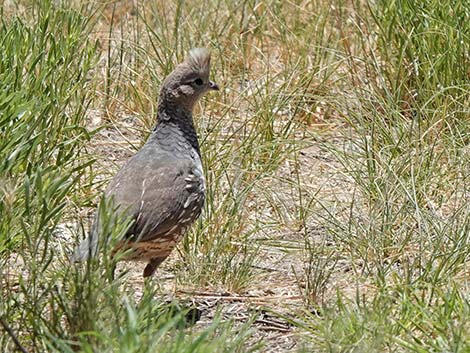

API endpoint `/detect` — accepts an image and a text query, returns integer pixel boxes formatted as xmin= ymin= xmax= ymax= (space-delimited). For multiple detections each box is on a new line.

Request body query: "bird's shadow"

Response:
xmin=138 ymin=279 xmax=203 ymax=328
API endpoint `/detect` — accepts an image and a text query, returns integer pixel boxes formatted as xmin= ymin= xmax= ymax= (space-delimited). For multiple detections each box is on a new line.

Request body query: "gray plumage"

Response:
xmin=71 ymin=48 xmax=219 ymax=277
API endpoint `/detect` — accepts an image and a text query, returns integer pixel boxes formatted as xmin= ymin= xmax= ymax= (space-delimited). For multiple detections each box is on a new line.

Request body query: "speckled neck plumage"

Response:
xmin=152 ymin=102 xmax=201 ymax=157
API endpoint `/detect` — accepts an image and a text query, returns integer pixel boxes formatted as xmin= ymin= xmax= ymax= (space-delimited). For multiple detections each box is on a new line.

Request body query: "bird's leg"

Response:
xmin=108 ymin=262 xmax=117 ymax=281
xmin=143 ymin=257 xmax=165 ymax=278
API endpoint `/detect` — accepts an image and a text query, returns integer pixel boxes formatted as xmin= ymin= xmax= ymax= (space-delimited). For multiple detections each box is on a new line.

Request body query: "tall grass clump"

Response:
xmin=0 ymin=2 xmax=99 ymax=351
xmin=371 ymin=0 xmax=469 ymax=126
xmin=294 ymin=1 xmax=470 ymax=351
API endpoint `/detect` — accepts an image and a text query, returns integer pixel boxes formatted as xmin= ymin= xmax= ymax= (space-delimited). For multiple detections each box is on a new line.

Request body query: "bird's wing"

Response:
xmin=71 ymin=148 xmax=204 ymax=262
xmin=105 ymin=149 xmax=203 ymax=242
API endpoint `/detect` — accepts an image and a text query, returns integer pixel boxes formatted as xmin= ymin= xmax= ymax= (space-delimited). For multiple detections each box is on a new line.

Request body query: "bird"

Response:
xmin=71 ymin=48 xmax=219 ymax=278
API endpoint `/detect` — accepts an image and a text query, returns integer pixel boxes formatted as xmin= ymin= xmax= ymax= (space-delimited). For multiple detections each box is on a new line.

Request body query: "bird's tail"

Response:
xmin=70 ymin=196 xmax=129 ymax=263
xmin=70 ymin=234 xmax=98 ymax=262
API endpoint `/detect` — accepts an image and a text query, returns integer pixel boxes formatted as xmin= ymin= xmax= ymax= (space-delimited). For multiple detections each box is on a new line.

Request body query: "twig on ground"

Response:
xmin=177 ymin=289 xmax=303 ymax=302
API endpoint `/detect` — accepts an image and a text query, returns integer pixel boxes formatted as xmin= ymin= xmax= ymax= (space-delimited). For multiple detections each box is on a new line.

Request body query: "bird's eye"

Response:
xmin=194 ymin=78 xmax=203 ymax=86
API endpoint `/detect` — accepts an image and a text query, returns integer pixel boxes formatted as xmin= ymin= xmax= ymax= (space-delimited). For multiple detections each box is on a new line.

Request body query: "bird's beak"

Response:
xmin=209 ymin=80 xmax=219 ymax=91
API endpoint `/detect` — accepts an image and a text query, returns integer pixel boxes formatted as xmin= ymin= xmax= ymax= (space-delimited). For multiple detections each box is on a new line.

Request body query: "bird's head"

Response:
xmin=160 ymin=48 xmax=219 ymax=111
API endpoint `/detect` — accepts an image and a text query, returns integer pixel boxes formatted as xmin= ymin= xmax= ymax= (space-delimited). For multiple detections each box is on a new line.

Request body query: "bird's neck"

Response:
xmin=152 ymin=102 xmax=201 ymax=156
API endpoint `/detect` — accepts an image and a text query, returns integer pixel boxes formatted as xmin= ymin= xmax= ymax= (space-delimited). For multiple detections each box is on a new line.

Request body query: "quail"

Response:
xmin=72 ymin=48 xmax=219 ymax=277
